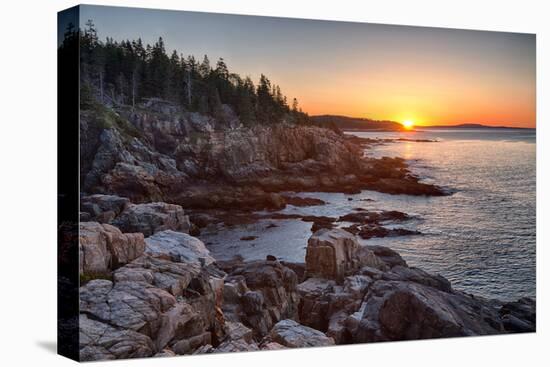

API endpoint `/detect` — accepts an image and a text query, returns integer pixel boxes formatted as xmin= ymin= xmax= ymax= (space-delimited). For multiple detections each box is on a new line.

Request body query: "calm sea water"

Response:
xmin=200 ymin=128 xmax=536 ymax=301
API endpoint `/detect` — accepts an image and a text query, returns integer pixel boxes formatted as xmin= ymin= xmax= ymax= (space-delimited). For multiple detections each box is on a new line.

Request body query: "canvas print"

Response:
xmin=57 ymin=5 xmax=536 ymax=362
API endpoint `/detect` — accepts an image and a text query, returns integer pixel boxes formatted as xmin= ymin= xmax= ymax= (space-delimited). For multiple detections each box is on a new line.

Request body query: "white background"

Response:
xmin=0 ymin=0 xmax=548 ymax=365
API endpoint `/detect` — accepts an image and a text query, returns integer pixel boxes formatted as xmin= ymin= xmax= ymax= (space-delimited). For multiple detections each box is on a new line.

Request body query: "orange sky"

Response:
xmin=263 ymin=29 xmax=536 ymax=128
xmin=286 ymin=57 xmax=536 ymax=127
xmin=87 ymin=7 xmax=536 ymax=128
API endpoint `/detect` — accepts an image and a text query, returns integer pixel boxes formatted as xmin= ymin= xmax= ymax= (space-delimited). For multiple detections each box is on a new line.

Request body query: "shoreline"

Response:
xmin=77 ymin=218 xmax=536 ymax=360
xmin=76 ymin=101 xmax=535 ymax=360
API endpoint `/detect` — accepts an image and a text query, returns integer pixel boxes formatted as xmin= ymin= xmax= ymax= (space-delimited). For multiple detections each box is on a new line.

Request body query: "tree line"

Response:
xmin=65 ymin=20 xmax=309 ymax=126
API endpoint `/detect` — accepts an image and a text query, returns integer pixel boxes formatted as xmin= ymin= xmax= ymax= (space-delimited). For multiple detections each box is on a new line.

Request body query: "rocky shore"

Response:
xmin=80 ymin=100 xmax=446 ymax=215
xmin=78 ymin=207 xmax=535 ymax=360
xmin=77 ymin=100 xmax=535 ymax=361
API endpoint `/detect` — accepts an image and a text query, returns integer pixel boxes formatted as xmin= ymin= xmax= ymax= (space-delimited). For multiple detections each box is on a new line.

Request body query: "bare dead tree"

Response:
xmin=99 ymin=70 xmax=104 ymax=103
xmin=186 ymin=69 xmax=192 ymax=107
xmin=132 ymin=68 xmax=137 ymax=109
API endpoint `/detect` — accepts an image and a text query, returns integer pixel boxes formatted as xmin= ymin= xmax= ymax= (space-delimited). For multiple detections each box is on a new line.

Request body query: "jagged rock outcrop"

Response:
xmin=80 ymin=108 xmax=187 ymax=203
xmin=79 ymin=230 xmax=226 ymax=360
xmin=296 ymin=229 xmax=535 ymax=345
xmin=77 ymin=219 xmax=309 ymax=360
xmin=78 ymin=222 xmax=535 ymax=361
xmin=80 ymin=248 xmax=297 ymax=360
xmin=113 ymin=202 xmax=191 ymax=236
xmin=173 ymin=124 xmax=362 ymax=182
xmin=80 ymin=102 xmax=446 ymax=211
xmin=76 ymin=97 xmax=535 ymax=362
xmin=79 ymin=222 xmax=145 ymax=275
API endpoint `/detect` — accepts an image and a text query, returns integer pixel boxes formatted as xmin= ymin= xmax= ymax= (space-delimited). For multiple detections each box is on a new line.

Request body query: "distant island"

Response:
xmin=419 ymin=123 xmax=532 ymax=129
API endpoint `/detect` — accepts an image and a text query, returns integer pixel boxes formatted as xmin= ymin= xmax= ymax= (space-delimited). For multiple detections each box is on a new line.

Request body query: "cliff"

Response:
xmin=80 ymin=99 xmax=445 ymax=212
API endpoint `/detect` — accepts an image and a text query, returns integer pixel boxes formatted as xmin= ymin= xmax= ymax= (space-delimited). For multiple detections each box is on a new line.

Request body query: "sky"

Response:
xmin=76 ymin=5 xmax=536 ymax=127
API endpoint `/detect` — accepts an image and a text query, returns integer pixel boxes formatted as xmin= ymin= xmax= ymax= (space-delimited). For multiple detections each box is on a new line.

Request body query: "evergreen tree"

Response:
xmin=74 ymin=22 xmax=310 ymax=126
xmin=292 ymin=98 xmax=299 ymax=112
xmin=199 ymin=55 xmax=211 ymax=78
xmin=256 ymin=74 xmax=273 ymax=123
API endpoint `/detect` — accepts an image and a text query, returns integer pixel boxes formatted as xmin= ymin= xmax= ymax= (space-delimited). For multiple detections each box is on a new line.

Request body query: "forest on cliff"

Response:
xmin=59 ymin=20 xmax=310 ymax=126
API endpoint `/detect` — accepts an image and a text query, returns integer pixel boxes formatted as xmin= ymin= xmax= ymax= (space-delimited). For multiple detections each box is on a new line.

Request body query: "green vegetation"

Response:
xmin=88 ymin=103 xmax=141 ymax=140
xmin=79 ymin=272 xmax=113 ymax=285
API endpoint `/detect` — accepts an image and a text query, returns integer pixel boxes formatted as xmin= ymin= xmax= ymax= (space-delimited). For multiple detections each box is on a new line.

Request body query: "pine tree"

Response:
xmin=292 ymin=98 xmax=299 ymax=112
xmin=256 ymin=74 xmax=273 ymax=123
xmin=74 ymin=22 xmax=310 ymax=126
xmin=199 ymin=55 xmax=211 ymax=78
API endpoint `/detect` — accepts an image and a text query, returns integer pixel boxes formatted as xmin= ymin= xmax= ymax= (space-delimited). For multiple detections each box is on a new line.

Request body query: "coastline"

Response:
xmin=78 ymin=219 xmax=535 ymax=360
xmin=77 ymin=109 xmax=535 ymax=359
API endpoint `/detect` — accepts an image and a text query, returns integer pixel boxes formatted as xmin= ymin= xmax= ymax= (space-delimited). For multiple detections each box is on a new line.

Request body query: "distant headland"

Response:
xmin=311 ymin=115 xmax=533 ymax=131
xmin=419 ymin=123 xmax=534 ymax=130
xmin=310 ymin=115 xmax=405 ymax=131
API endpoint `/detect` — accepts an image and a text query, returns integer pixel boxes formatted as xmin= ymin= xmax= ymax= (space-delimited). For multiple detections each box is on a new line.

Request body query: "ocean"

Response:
xmin=200 ymin=128 xmax=536 ymax=302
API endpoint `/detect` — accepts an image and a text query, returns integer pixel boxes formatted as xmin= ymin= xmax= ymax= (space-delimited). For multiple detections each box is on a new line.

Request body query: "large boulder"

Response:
xmin=348 ymin=280 xmax=506 ymax=342
xmin=113 ymin=202 xmax=191 ymax=237
xmin=305 ymin=229 xmax=361 ymax=281
xmin=79 ymin=222 xmax=145 ymax=275
xmin=144 ymin=230 xmax=215 ymax=266
xmin=267 ymin=319 xmax=335 ymax=348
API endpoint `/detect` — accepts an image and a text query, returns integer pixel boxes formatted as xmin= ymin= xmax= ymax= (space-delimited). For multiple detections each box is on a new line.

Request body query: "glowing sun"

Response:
xmin=402 ymin=120 xmax=414 ymax=129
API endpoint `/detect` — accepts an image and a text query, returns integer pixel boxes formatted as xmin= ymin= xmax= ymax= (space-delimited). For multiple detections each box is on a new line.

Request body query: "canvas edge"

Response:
xmin=57 ymin=4 xmax=81 ymax=362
